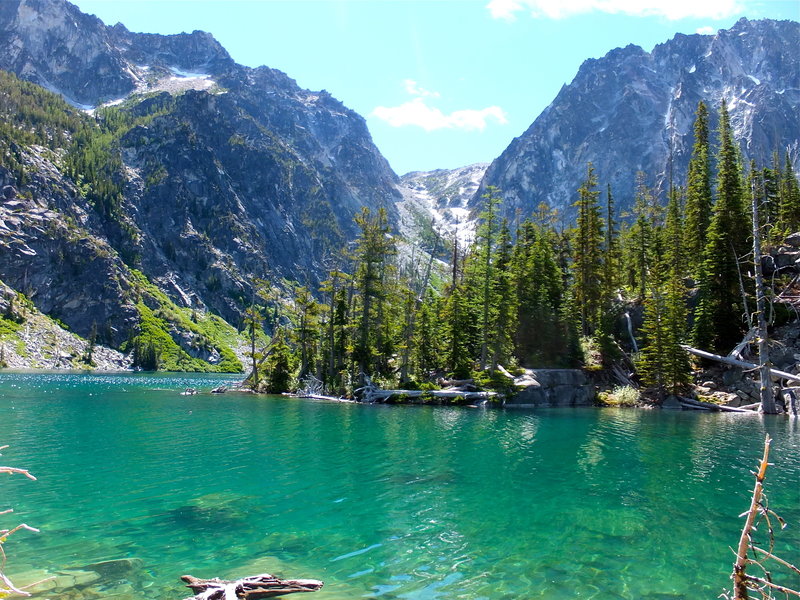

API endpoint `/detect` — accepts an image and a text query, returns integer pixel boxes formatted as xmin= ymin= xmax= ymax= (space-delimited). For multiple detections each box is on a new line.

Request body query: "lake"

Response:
xmin=0 ymin=372 xmax=798 ymax=599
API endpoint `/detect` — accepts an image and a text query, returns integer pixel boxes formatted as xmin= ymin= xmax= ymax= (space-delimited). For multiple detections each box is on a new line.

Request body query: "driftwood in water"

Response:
xmin=181 ymin=574 xmax=323 ymax=600
xmin=726 ymin=435 xmax=800 ymax=599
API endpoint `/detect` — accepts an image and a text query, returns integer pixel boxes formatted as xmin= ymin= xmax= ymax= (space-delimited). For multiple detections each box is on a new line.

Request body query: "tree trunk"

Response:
xmin=752 ymin=180 xmax=777 ymax=413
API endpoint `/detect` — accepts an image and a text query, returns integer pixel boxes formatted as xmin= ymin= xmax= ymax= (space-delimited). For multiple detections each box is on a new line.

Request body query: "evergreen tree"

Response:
xmin=778 ymin=153 xmax=800 ymax=235
xmin=352 ymin=207 xmax=395 ymax=382
xmin=292 ymin=285 xmax=320 ymax=380
xmin=488 ymin=219 xmax=515 ymax=372
xmin=602 ymin=183 xmax=621 ymax=297
xmin=443 ymin=283 xmax=474 ymax=378
xmin=243 ymin=304 xmax=264 ymax=389
xmin=475 ymin=186 xmax=502 ymax=370
xmin=684 ymin=101 xmax=713 ymax=277
xmin=692 ymin=100 xmax=750 ymax=352
xmin=513 ymin=221 xmax=567 ymax=366
xmin=623 ymin=172 xmax=659 ymax=301
xmin=571 ymin=163 xmax=604 ymax=336
xmin=412 ymin=291 xmax=443 ymax=380
xmin=263 ymin=329 xmax=295 ymax=393
xmin=641 ymin=184 xmax=691 ymax=395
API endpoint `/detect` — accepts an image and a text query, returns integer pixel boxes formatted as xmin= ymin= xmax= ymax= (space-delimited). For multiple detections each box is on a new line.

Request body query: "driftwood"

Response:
xmin=681 ymin=346 xmax=800 ymax=384
xmin=181 ymin=574 xmax=323 ymax=600
xmin=726 ymin=435 xmax=800 ymax=599
xmin=437 ymin=377 xmax=475 ymax=388
xmin=728 ymin=328 xmax=756 ymax=360
xmin=677 ymin=396 xmax=754 ymax=413
xmin=1 ymin=446 xmax=43 ymax=598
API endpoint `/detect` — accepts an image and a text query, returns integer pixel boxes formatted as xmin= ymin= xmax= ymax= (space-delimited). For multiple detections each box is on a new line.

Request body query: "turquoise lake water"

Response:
xmin=0 ymin=372 xmax=798 ymax=599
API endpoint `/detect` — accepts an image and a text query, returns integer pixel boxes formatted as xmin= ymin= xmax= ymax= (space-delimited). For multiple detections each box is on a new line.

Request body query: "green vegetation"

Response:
xmin=127 ymin=270 xmax=242 ymax=372
xmin=597 ymin=385 xmax=641 ymax=407
xmin=243 ymin=99 xmax=799 ymax=402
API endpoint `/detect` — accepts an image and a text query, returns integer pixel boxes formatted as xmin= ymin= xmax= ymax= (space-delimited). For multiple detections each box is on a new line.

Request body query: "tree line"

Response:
xmin=247 ymin=99 xmax=800 ymax=399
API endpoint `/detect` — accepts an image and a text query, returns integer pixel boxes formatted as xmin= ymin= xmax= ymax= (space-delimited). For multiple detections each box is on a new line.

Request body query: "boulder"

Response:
xmin=2 ymin=185 xmax=17 ymax=200
xmin=784 ymin=232 xmax=800 ymax=247
xmin=507 ymin=369 xmax=593 ymax=407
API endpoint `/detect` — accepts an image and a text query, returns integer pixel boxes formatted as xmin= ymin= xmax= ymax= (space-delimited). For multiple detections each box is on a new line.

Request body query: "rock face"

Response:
xmin=507 ymin=369 xmax=594 ymax=407
xmin=397 ymin=164 xmax=487 ymax=244
xmin=0 ymin=0 xmax=400 ymax=359
xmin=475 ymin=18 xmax=800 ymax=218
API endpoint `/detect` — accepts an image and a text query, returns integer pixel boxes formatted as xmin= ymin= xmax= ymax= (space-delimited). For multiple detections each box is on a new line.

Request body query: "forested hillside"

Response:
xmin=246 ymin=100 xmax=800 ymax=404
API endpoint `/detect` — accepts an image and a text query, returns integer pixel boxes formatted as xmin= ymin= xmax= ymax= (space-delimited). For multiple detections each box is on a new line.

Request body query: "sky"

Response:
xmin=71 ymin=0 xmax=800 ymax=176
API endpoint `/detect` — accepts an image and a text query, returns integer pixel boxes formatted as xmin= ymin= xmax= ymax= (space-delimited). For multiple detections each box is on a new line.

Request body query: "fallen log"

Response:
xmin=738 ymin=402 xmax=761 ymax=411
xmin=681 ymin=345 xmax=800 ymax=384
xmin=678 ymin=396 xmax=754 ymax=413
xmin=678 ymin=399 xmax=712 ymax=411
xmin=437 ymin=377 xmax=474 ymax=388
xmin=368 ymin=389 xmax=494 ymax=401
xmin=181 ymin=574 xmax=323 ymax=600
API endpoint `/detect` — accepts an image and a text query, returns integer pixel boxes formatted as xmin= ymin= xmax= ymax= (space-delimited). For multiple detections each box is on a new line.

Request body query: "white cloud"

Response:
xmin=372 ymin=97 xmax=508 ymax=132
xmin=695 ymin=25 xmax=716 ymax=34
xmin=404 ymin=79 xmax=440 ymax=98
xmin=486 ymin=0 xmax=746 ymax=20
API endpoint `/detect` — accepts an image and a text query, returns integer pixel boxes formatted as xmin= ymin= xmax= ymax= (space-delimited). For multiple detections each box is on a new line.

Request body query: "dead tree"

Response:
xmin=724 ymin=434 xmax=800 ymax=599
xmin=752 ymin=179 xmax=777 ymax=413
xmin=1 ymin=445 xmax=41 ymax=597
xmin=181 ymin=573 xmax=323 ymax=600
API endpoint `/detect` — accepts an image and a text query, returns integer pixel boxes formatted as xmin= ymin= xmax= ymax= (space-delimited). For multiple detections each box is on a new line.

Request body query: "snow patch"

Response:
xmin=688 ymin=65 xmax=696 ymax=73
xmin=170 ymin=66 xmax=212 ymax=79
xmin=747 ymin=74 xmax=761 ymax=86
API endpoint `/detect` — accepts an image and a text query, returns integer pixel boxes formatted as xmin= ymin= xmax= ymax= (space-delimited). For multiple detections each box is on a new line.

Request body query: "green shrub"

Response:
xmin=598 ymin=385 xmax=641 ymax=407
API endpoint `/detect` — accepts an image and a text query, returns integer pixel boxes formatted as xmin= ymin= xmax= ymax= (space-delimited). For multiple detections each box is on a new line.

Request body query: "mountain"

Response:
xmin=397 ymin=164 xmax=488 ymax=246
xmin=475 ymin=18 xmax=800 ymax=218
xmin=0 ymin=0 xmax=400 ymax=367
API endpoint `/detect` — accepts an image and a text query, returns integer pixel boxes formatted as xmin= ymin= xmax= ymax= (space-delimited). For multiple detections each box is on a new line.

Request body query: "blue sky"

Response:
xmin=71 ymin=0 xmax=799 ymax=176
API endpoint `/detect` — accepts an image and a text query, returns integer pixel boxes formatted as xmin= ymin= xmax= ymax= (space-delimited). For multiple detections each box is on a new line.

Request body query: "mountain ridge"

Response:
xmin=0 ymin=0 xmax=400 ymax=368
xmin=474 ymin=17 xmax=800 ymax=218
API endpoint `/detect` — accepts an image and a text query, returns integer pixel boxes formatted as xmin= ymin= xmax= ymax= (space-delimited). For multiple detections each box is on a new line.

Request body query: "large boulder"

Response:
xmin=507 ymin=369 xmax=594 ymax=407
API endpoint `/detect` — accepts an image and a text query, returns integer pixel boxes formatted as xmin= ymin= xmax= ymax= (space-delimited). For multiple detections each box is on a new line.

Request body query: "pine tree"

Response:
xmin=684 ymin=101 xmax=713 ymax=277
xmin=692 ymin=100 xmax=750 ymax=352
xmin=352 ymin=207 xmax=395 ymax=382
xmin=488 ymin=219 xmax=515 ymax=372
xmin=661 ymin=185 xmax=691 ymax=394
xmin=778 ymin=153 xmax=800 ymax=235
xmin=264 ymin=329 xmax=295 ymax=393
xmin=602 ymin=183 xmax=620 ymax=297
xmin=475 ymin=186 xmax=502 ymax=370
xmin=412 ymin=291 xmax=443 ymax=380
xmin=571 ymin=163 xmax=604 ymax=336
xmin=243 ymin=304 xmax=264 ymax=389
xmin=513 ymin=221 xmax=567 ymax=366
xmin=624 ymin=172 xmax=659 ymax=301
xmin=292 ymin=285 xmax=320 ymax=380
xmin=444 ymin=283 xmax=474 ymax=378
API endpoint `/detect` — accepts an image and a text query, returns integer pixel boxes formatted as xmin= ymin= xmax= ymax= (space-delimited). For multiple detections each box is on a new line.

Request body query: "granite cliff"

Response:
xmin=0 ymin=0 xmax=399 ymax=368
xmin=475 ymin=18 xmax=800 ymax=218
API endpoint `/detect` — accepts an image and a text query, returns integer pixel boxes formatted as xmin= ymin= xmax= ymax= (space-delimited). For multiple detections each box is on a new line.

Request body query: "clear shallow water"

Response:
xmin=0 ymin=372 xmax=798 ymax=599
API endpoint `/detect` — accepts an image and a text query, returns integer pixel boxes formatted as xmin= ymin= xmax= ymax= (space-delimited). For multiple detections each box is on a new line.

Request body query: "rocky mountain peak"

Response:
xmin=0 ymin=0 xmax=233 ymax=106
xmin=475 ymin=18 xmax=799 ymax=219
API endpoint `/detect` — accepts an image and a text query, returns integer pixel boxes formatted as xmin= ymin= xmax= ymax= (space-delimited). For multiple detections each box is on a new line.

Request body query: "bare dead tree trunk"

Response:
xmin=732 ymin=435 xmax=771 ymax=599
xmin=1 ymin=446 xmax=42 ymax=597
xmin=752 ymin=180 xmax=777 ymax=413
